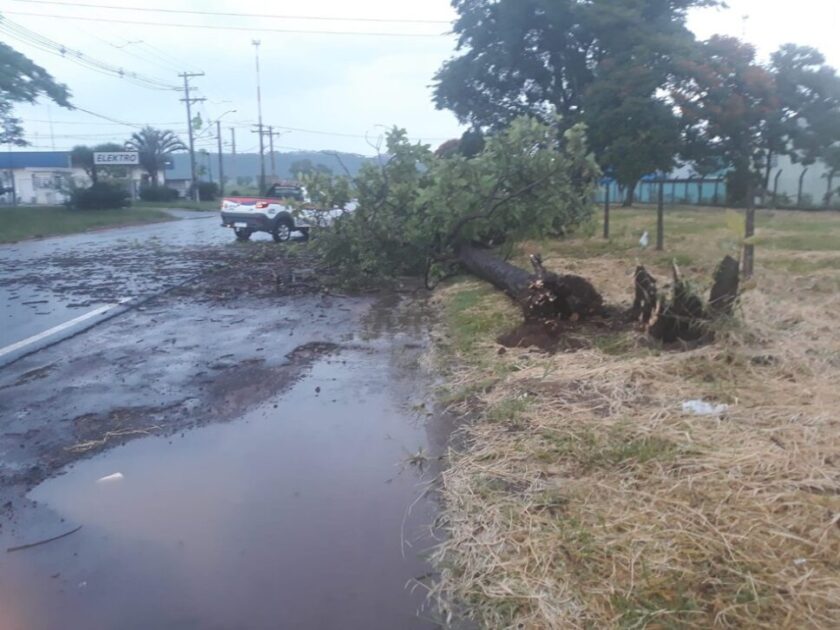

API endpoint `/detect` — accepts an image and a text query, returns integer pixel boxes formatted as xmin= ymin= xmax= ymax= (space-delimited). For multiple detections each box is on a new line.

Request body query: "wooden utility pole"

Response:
xmin=216 ymin=120 xmax=224 ymax=197
xmin=179 ymin=71 xmax=205 ymax=201
xmin=266 ymin=126 xmax=283 ymax=181
xmin=603 ymin=180 xmax=610 ymax=239
xmin=229 ymin=127 xmax=236 ymax=186
xmin=656 ymin=180 xmax=665 ymax=251
xmin=743 ymin=180 xmax=756 ymax=277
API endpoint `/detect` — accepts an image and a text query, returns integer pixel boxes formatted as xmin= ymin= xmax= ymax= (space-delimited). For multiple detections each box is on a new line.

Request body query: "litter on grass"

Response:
xmin=681 ymin=399 xmax=729 ymax=416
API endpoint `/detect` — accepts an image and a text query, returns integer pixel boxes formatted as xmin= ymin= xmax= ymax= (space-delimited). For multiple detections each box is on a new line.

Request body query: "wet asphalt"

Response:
xmin=0 ymin=214 xmax=447 ymax=629
xmin=0 ymin=211 xmax=226 ymax=348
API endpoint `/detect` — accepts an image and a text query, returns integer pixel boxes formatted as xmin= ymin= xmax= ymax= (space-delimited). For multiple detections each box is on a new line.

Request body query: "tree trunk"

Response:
xmin=456 ymin=244 xmax=603 ymax=321
xmin=456 ymin=243 xmax=532 ymax=300
xmin=639 ymin=255 xmax=740 ymax=343
xmin=622 ymin=182 xmax=636 ymax=207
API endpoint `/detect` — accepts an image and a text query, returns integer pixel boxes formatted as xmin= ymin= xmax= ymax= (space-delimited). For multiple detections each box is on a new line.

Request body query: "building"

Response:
xmin=0 ymin=151 xmax=149 ymax=206
xmin=0 ymin=151 xmax=80 ymax=206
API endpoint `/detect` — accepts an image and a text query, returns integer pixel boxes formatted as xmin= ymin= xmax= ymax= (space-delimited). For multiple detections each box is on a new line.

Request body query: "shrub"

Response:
xmin=68 ymin=182 xmax=131 ymax=210
xmin=139 ymin=185 xmax=179 ymax=202
xmin=189 ymin=181 xmax=219 ymax=201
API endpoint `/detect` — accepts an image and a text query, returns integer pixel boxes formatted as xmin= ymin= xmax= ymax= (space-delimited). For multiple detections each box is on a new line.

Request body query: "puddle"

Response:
xmin=0 ymin=346 xmax=442 ymax=629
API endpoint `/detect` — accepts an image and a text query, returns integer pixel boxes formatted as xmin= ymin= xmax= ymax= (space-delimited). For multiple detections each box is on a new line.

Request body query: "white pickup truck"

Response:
xmin=220 ymin=182 xmax=313 ymax=242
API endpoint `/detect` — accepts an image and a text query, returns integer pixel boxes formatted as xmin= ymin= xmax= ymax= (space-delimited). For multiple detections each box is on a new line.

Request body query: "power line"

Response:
xmin=3 ymin=11 xmax=449 ymax=37
xmin=0 ymin=15 xmax=180 ymax=90
xmin=10 ymin=0 xmax=451 ymax=25
xmin=22 ymin=118 xmax=184 ymax=126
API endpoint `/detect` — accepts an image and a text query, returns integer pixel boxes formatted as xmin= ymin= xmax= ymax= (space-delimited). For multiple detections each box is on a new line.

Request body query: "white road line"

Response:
xmin=0 ymin=298 xmax=132 ymax=359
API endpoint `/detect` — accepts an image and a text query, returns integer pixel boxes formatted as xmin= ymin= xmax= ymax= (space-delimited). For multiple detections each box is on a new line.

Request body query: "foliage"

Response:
xmin=434 ymin=0 xmax=716 ymax=200
xmin=290 ymin=158 xmax=333 ymax=178
xmin=190 ymin=181 xmax=219 ymax=201
xmin=673 ymin=36 xmax=778 ymax=206
xmin=125 ymin=126 xmax=186 ymax=183
xmin=70 ymin=143 xmax=132 ymax=182
xmin=67 ymin=181 xmax=131 ymax=210
xmin=309 ymin=117 xmax=599 ymax=279
xmin=139 ymin=185 xmax=180 ymax=202
xmin=0 ymin=41 xmax=71 ymax=146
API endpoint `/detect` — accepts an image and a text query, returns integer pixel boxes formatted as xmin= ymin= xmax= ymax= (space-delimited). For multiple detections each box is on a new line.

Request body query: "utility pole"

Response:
xmin=216 ymin=120 xmax=224 ymax=197
xmin=179 ymin=71 xmax=205 ymax=201
xmin=267 ymin=126 xmax=282 ymax=180
xmin=252 ymin=40 xmax=266 ymax=193
xmin=230 ymin=127 xmax=236 ymax=186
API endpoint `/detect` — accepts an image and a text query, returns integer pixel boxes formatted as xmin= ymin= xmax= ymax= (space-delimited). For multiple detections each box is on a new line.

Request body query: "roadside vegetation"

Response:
xmin=0 ymin=206 xmax=176 ymax=243
xmin=429 ymin=207 xmax=840 ymax=628
xmin=135 ymin=199 xmax=219 ymax=212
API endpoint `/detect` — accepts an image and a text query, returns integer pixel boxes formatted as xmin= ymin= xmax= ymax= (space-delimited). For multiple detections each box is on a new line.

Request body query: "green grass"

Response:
xmin=0 ymin=206 xmax=177 ymax=243
xmin=134 ymin=200 xmax=219 ymax=212
xmin=443 ymin=282 xmax=520 ymax=358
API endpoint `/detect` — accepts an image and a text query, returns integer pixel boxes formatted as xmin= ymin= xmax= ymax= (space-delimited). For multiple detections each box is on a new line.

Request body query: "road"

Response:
xmin=0 ymin=216 xmax=447 ymax=629
xmin=0 ymin=211 xmax=226 ymax=353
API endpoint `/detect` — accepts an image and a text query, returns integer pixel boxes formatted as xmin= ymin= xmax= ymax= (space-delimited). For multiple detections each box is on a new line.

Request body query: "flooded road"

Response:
xmin=0 ymin=316 xmax=445 ymax=629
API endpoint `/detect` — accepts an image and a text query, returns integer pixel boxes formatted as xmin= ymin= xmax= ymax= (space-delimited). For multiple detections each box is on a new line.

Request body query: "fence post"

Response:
xmin=743 ymin=180 xmax=755 ymax=277
xmin=797 ymin=167 xmax=808 ymax=207
xmin=603 ymin=181 xmax=610 ymax=239
xmin=657 ymin=180 xmax=665 ymax=251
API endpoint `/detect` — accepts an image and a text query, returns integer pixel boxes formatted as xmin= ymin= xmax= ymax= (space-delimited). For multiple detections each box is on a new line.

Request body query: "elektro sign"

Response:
xmin=93 ymin=152 xmax=140 ymax=166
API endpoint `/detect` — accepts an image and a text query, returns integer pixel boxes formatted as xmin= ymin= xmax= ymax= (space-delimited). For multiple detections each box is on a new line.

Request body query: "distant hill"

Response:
xmin=166 ymin=151 xmax=372 ymax=184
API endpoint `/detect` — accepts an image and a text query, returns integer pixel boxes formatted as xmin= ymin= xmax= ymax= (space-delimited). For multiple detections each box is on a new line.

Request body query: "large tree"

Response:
xmin=125 ymin=126 xmax=186 ymax=183
xmin=672 ymin=36 xmax=778 ymax=206
xmin=0 ymin=41 xmax=71 ymax=145
xmin=769 ymin=45 xmax=840 ymax=191
xmin=434 ymin=0 xmax=718 ymax=202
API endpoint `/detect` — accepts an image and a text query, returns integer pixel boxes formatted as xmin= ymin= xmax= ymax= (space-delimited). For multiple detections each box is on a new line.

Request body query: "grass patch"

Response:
xmin=755 ymin=231 xmax=840 ymax=252
xmin=441 ymin=281 xmax=520 ymax=359
xmin=763 ymin=256 xmax=840 ymax=274
xmin=430 ymin=205 xmax=840 ymax=629
xmin=0 ymin=206 xmax=176 ymax=243
xmin=134 ymin=200 xmax=219 ymax=212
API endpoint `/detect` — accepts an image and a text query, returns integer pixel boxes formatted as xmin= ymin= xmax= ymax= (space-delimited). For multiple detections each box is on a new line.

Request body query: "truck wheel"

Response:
xmin=234 ymin=227 xmax=252 ymax=241
xmin=272 ymin=218 xmax=293 ymax=243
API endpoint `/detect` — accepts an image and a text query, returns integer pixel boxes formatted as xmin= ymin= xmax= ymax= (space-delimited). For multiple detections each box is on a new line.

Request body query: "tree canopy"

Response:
xmin=0 ymin=41 xmax=71 ymax=146
xmin=434 ymin=0 xmax=840 ymax=207
xmin=125 ymin=127 xmax=187 ymax=183
xmin=434 ymin=0 xmax=717 ymax=202
xmin=307 ymin=117 xmax=599 ymax=281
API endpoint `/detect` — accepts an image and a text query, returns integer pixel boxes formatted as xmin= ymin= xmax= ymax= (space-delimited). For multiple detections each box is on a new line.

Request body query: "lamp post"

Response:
xmin=252 ymin=40 xmax=266 ymax=193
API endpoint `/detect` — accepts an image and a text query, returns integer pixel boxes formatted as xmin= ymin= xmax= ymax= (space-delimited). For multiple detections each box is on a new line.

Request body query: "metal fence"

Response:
xmin=596 ymin=178 xmax=727 ymax=207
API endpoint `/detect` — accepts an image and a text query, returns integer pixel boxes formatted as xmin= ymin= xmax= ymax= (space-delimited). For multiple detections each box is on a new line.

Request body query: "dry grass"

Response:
xmin=429 ymin=207 xmax=840 ymax=628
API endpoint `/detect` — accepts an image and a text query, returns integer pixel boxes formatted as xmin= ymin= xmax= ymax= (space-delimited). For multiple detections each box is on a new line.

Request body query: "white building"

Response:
xmin=0 ymin=151 xmax=147 ymax=206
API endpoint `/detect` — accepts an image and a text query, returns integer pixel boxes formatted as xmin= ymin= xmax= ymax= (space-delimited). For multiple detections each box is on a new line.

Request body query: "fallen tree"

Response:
xmin=305 ymin=117 xmax=740 ymax=346
xmin=457 ymin=244 xmax=604 ymax=321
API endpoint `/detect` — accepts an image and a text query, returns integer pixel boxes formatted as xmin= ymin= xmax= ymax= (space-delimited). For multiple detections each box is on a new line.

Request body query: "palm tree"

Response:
xmin=125 ymin=127 xmax=186 ymax=184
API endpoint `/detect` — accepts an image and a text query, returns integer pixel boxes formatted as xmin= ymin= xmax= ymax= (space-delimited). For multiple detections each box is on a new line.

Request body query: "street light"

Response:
xmin=253 ymin=40 xmax=266 ymax=193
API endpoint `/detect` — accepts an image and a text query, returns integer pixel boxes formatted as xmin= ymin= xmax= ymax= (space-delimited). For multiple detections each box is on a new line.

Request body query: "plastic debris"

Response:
xmin=681 ymin=400 xmax=729 ymax=416
xmin=96 ymin=472 xmax=124 ymax=484
xmin=639 ymin=231 xmax=650 ymax=248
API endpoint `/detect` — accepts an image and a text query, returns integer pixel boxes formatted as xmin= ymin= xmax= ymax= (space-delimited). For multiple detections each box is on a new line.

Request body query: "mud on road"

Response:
xmin=0 ymin=234 xmax=447 ymax=629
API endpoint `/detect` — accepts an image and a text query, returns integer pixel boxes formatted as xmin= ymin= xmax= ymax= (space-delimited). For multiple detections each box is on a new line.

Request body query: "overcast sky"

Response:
xmin=3 ymin=0 xmax=839 ymax=156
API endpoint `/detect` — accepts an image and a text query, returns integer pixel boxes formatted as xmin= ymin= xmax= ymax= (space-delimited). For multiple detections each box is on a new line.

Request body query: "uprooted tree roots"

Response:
xmin=636 ymin=255 xmax=740 ymax=343
xmin=456 ymin=243 xmax=740 ymax=349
